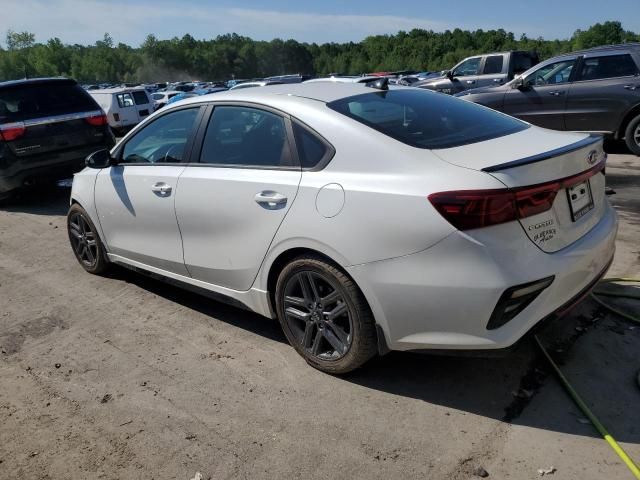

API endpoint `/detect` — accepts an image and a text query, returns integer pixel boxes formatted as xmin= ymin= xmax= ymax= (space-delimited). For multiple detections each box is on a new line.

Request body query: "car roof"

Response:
xmin=570 ymin=42 xmax=640 ymax=55
xmin=0 ymin=77 xmax=76 ymax=89
xmin=179 ymin=81 xmax=381 ymax=106
xmin=89 ymin=87 xmax=147 ymax=94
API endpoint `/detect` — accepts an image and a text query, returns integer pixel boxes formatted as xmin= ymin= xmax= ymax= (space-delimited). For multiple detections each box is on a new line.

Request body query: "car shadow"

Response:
xmin=0 ymin=184 xmax=71 ymax=216
xmin=109 ymin=262 xmax=640 ymax=444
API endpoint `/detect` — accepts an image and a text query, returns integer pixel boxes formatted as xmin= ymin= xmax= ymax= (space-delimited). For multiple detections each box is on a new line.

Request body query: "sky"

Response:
xmin=3 ymin=0 xmax=640 ymax=47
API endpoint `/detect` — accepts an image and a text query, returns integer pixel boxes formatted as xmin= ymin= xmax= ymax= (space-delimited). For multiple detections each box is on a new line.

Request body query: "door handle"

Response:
xmin=493 ymin=78 xmax=503 ymax=83
xmin=254 ymin=191 xmax=287 ymax=209
xmin=466 ymin=80 xmax=476 ymax=84
xmin=623 ymin=85 xmax=638 ymax=90
xmin=151 ymin=182 xmax=172 ymax=195
xmin=548 ymin=91 xmax=563 ymax=96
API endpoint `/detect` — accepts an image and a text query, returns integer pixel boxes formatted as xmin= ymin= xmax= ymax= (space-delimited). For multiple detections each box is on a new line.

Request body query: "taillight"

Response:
xmin=84 ymin=113 xmax=108 ymax=126
xmin=0 ymin=122 xmax=26 ymax=142
xmin=429 ymin=162 xmax=604 ymax=231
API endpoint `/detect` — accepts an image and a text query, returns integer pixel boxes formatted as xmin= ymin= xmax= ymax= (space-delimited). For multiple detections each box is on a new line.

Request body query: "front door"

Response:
xmin=502 ymin=57 xmax=577 ymax=130
xmin=450 ymin=56 xmax=482 ymax=91
xmin=176 ymin=104 xmax=302 ymax=291
xmin=95 ymin=106 xmax=202 ymax=275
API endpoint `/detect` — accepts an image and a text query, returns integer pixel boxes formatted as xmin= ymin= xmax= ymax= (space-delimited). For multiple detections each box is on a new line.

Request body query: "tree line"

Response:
xmin=0 ymin=21 xmax=638 ymax=83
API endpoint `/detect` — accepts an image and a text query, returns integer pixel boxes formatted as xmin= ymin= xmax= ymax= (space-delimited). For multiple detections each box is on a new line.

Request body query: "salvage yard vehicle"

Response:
xmin=0 ymin=77 xmax=114 ymax=200
xmin=67 ymin=81 xmax=617 ymax=373
xmin=416 ymin=50 xmax=539 ymax=94
xmin=89 ymin=87 xmax=153 ymax=135
xmin=457 ymin=43 xmax=640 ymax=155
xmin=151 ymin=90 xmax=181 ymax=110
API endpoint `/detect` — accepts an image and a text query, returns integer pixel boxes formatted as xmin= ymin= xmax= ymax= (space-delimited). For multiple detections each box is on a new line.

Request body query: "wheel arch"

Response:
xmin=617 ymin=103 xmax=640 ymax=139
xmin=264 ymin=246 xmax=388 ymax=355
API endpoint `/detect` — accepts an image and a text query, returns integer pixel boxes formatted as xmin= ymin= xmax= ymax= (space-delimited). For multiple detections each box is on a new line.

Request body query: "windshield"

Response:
xmin=327 ymin=89 xmax=528 ymax=149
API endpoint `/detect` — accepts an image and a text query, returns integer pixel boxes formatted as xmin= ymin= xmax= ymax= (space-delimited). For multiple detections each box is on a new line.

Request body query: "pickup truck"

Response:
xmin=414 ymin=50 xmax=539 ymax=94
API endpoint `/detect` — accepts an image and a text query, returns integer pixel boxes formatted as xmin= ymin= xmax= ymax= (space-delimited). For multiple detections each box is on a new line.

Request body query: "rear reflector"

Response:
xmin=113 ymin=113 xmax=120 ymax=122
xmin=487 ymin=276 xmax=554 ymax=330
xmin=0 ymin=122 xmax=26 ymax=142
xmin=428 ymin=161 xmax=604 ymax=231
xmin=84 ymin=113 xmax=108 ymax=126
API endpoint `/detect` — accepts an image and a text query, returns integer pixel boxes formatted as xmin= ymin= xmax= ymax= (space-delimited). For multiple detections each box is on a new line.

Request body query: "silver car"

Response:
xmin=68 ymin=82 xmax=617 ymax=373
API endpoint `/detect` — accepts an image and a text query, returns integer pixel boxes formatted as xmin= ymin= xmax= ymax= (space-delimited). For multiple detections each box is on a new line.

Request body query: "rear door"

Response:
xmin=175 ymin=104 xmax=301 ymax=290
xmin=131 ymin=90 xmax=153 ymax=121
xmin=114 ymin=92 xmax=139 ymax=127
xmin=476 ymin=54 xmax=508 ymax=88
xmin=565 ymin=51 xmax=640 ymax=132
xmin=0 ymin=80 xmax=110 ymax=166
xmin=501 ymin=57 xmax=577 ymax=129
xmin=94 ymin=106 xmax=203 ymax=274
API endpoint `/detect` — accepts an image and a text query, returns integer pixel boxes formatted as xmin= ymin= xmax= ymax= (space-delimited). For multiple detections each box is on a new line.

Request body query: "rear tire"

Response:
xmin=275 ymin=255 xmax=377 ymax=374
xmin=67 ymin=203 xmax=109 ymax=274
xmin=624 ymin=114 xmax=640 ymax=156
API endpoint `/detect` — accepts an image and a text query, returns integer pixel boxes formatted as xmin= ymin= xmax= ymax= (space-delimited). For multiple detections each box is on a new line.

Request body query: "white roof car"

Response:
xmin=229 ymin=81 xmax=284 ymax=90
xmin=88 ymin=87 xmax=152 ymax=132
xmin=304 ymin=76 xmax=380 ymax=84
xmin=69 ymin=81 xmax=616 ymax=374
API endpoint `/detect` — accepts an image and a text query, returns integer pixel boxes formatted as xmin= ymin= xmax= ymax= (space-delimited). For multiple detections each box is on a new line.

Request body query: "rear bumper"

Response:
xmin=0 ymin=144 xmax=106 ymax=194
xmin=346 ymin=202 xmax=618 ymax=351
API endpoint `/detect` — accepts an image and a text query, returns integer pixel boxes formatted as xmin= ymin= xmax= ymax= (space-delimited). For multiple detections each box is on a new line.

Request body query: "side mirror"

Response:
xmin=512 ymin=76 xmax=526 ymax=90
xmin=444 ymin=70 xmax=453 ymax=79
xmin=85 ymin=149 xmax=113 ymax=169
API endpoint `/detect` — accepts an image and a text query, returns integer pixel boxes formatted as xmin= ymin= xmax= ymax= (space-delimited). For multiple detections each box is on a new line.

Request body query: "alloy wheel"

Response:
xmin=68 ymin=212 xmax=98 ymax=267
xmin=634 ymin=124 xmax=640 ymax=147
xmin=282 ymin=270 xmax=353 ymax=360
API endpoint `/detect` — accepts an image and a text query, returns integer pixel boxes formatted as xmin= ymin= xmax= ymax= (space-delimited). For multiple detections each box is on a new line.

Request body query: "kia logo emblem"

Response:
xmin=586 ymin=150 xmax=598 ymax=165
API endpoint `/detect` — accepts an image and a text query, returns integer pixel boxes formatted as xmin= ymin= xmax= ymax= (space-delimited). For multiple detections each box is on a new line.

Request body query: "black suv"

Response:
xmin=0 ymin=78 xmax=114 ymax=199
xmin=457 ymin=43 xmax=640 ymax=155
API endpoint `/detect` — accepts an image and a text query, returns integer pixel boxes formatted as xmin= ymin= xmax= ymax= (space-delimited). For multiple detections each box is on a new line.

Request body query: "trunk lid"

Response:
xmin=432 ymin=127 xmax=607 ymax=252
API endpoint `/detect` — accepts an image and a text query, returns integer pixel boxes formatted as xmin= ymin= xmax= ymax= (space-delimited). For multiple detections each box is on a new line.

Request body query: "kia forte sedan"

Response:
xmin=67 ymin=81 xmax=617 ymax=373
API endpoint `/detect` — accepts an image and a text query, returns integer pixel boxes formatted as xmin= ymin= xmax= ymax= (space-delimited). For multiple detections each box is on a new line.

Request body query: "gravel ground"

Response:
xmin=0 ymin=147 xmax=638 ymax=480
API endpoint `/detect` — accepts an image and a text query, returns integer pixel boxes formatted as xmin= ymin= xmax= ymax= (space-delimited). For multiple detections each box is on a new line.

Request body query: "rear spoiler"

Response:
xmin=482 ymin=134 xmax=602 ymax=173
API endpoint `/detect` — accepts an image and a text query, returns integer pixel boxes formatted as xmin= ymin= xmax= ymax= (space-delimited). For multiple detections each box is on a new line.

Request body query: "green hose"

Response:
xmin=590 ymin=277 xmax=640 ymax=324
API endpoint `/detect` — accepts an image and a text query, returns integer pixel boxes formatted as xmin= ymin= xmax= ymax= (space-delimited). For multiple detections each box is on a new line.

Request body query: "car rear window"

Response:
xmin=327 ymin=89 xmax=529 ymax=149
xmin=132 ymin=91 xmax=149 ymax=105
xmin=0 ymin=81 xmax=98 ymax=122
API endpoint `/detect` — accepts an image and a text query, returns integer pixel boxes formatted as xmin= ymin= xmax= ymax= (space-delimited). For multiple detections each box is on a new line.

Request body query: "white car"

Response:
xmin=150 ymin=91 xmax=181 ymax=110
xmin=229 ymin=81 xmax=283 ymax=90
xmin=304 ymin=75 xmax=380 ymax=84
xmin=88 ymin=87 xmax=153 ymax=134
xmin=67 ymin=82 xmax=617 ymax=373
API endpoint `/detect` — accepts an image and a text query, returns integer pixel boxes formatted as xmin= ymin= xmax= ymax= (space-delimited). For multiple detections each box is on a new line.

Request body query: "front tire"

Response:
xmin=67 ymin=203 xmax=109 ymax=274
xmin=275 ymin=255 xmax=377 ymax=374
xmin=624 ymin=114 xmax=640 ymax=156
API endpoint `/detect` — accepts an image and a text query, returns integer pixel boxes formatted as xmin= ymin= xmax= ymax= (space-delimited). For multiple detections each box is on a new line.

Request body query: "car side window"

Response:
xmin=453 ymin=57 xmax=481 ymax=77
xmin=578 ymin=54 xmax=639 ymax=81
xmin=120 ymin=108 xmax=199 ymax=164
xmin=199 ymin=106 xmax=294 ymax=168
xmin=293 ymin=123 xmax=330 ymax=169
xmin=483 ymin=56 xmax=504 ymax=75
xmin=526 ymin=60 xmax=575 ymax=86
xmin=117 ymin=93 xmax=134 ymax=108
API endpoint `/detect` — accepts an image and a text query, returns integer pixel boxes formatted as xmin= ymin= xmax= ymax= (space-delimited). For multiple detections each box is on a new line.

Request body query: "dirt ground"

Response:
xmin=0 ymin=145 xmax=638 ymax=480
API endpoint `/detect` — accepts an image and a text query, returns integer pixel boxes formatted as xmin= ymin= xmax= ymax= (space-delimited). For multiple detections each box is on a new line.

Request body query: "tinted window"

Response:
xmin=293 ymin=123 xmax=329 ymax=169
xmin=483 ymin=56 xmax=504 ymax=74
xmin=513 ymin=53 xmax=536 ymax=75
xmin=200 ymin=106 xmax=293 ymax=167
xmin=579 ymin=54 xmax=639 ymax=81
xmin=327 ymin=89 xmax=528 ymax=149
xmin=151 ymin=93 xmax=163 ymax=100
xmin=121 ymin=108 xmax=198 ymax=164
xmin=0 ymin=81 xmax=98 ymax=122
xmin=526 ymin=59 xmax=575 ymax=86
xmin=117 ymin=93 xmax=134 ymax=108
xmin=131 ymin=91 xmax=149 ymax=105
xmin=453 ymin=57 xmax=481 ymax=76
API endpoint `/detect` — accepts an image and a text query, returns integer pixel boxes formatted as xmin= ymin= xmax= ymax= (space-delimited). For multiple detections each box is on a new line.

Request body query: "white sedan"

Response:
xmin=67 ymin=81 xmax=617 ymax=373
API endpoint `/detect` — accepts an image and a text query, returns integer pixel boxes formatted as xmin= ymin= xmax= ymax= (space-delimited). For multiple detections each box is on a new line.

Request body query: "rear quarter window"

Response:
xmin=327 ymin=89 xmax=528 ymax=150
xmin=0 ymin=81 xmax=98 ymax=122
